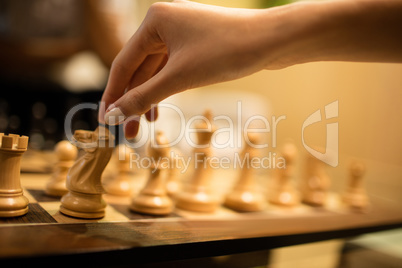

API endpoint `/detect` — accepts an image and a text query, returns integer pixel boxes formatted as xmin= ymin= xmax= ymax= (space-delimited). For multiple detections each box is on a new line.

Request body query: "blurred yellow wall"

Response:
xmin=201 ymin=61 xmax=402 ymax=201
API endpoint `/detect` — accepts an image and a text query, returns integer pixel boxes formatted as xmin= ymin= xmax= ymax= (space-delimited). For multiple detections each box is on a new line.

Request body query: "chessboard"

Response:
xmin=0 ymin=166 xmax=400 ymax=226
xmin=0 ymin=171 xmax=356 ymax=226
xmin=1 ymin=157 xmax=402 ymax=267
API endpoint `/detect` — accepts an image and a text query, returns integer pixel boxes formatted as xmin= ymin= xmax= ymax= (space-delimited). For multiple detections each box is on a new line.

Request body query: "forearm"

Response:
xmin=258 ymin=0 xmax=402 ymax=69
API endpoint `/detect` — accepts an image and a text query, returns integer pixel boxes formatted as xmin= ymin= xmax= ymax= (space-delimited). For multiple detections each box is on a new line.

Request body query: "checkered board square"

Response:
xmin=0 ymin=188 xmax=185 ymax=225
xmin=0 ymin=173 xmax=352 ymax=227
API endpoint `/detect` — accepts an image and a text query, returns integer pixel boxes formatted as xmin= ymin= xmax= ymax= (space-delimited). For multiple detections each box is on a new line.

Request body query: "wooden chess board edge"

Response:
xmin=0 ymin=213 xmax=402 ymax=265
xmin=0 ymin=193 xmax=399 ymax=227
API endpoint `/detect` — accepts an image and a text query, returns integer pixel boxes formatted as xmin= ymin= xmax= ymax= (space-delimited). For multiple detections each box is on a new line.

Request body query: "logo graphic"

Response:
xmin=301 ymin=100 xmax=339 ymax=167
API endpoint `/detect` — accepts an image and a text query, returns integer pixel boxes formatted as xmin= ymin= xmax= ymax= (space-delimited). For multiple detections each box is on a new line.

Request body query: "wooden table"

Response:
xmin=1 ymin=173 xmax=402 ymax=267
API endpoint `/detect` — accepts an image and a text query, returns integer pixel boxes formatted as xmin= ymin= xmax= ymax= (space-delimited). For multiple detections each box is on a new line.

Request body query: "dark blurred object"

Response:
xmin=0 ymin=79 xmax=103 ymax=150
xmin=0 ymin=0 xmax=123 ymax=80
xmin=0 ymin=0 xmax=84 ymax=38
xmin=0 ymin=0 xmax=85 ymax=79
xmin=337 ymin=229 xmax=402 ymax=268
xmin=0 ymin=0 xmax=130 ymax=149
xmin=338 ymin=243 xmax=402 ymax=268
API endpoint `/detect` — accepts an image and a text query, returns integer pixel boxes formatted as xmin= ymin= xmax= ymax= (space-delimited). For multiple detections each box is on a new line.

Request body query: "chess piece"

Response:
xmin=130 ymin=131 xmax=173 ymax=215
xmin=301 ymin=151 xmax=331 ymax=206
xmin=342 ymin=161 xmax=370 ymax=211
xmin=103 ymin=144 xmax=135 ymax=196
xmin=45 ymin=140 xmax=78 ymax=197
xmin=60 ymin=126 xmax=114 ymax=219
xmin=224 ymin=133 xmax=265 ymax=212
xmin=0 ymin=134 xmax=30 ymax=217
xmin=166 ymin=147 xmax=182 ymax=197
xmin=269 ymin=143 xmax=300 ymax=206
xmin=176 ymin=110 xmax=219 ymax=213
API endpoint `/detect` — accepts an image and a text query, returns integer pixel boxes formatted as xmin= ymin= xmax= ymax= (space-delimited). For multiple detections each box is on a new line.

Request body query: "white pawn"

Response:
xmin=166 ymin=147 xmax=182 ymax=197
xmin=342 ymin=161 xmax=370 ymax=211
xmin=103 ymin=144 xmax=135 ymax=196
xmin=224 ymin=133 xmax=265 ymax=212
xmin=176 ymin=110 xmax=219 ymax=213
xmin=130 ymin=131 xmax=173 ymax=215
xmin=301 ymin=152 xmax=331 ymax=206
xmin=269 ymin=143 xmax=300 ymax=206
xmin=46 ymin=141 xmax=78 ymax=197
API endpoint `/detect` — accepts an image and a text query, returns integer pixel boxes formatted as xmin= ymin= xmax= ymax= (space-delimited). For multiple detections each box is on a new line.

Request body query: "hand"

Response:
xmin=99 ymin=0 xmax=276 ymax=139
xmin=100 ymin=0 xmax=402 ymax=139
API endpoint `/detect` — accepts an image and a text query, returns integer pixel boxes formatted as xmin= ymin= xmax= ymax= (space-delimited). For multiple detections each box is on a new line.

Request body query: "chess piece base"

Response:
xmin=0 ymin=194 xmax=29 ymax=218
xmin=269 ymin=191 xmax=300 ymax=207
xmin=343 ymin=192 xmax=370 ymax=212
xmin=60 ymin=191 xmax=106 ymax=219
xmin=166 ymin=181 xmax=180 ymax=197
xmin=130 ymin=194 xmax=173 ymax=215
xmin=103 ymin=178 xmax=132 ymax=196
xmin=45 ymin=181 xmax=68 ymax=197
xmin=176 ymin=191 xmax=218 ymax=213
xmin=302 ymin=191 xmax=326 ymax=207
xmin=224 ymin=191 xmax=264 ymax=212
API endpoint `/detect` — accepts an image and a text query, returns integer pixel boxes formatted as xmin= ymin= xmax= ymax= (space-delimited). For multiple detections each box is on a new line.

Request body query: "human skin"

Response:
xmin=99 ymin=0 xmax=402 ymax=138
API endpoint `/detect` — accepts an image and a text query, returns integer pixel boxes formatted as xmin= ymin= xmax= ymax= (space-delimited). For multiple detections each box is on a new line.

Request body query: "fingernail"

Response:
xmin=104 ymin=106 xmax=126 ymax=125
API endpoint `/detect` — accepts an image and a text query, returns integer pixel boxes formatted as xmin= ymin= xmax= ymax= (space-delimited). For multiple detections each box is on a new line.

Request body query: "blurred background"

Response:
xmin=0 ymin=0 xmax=401 ymax=267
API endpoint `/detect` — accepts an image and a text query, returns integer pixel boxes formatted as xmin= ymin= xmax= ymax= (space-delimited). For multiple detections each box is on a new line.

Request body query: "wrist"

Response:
xmin=260 ymin=0 xmax=402 ymax=68
xmin=258 ymin=0 xmax=358 ymax=69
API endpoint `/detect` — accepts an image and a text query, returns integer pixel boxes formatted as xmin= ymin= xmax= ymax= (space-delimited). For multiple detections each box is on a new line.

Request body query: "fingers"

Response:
xmin=99 ymin=17 xmax=166 ymax=123
xmin=128 ymin=53 xmax=168 ymax=90
xmin=123 ymin=116 xmax=140 ymax=140
xmin=122 ymin=106 xmax=158 ymax=140
xmin=132 ymin=54 xmax=165 ymax=123
xmin=145 ymin=106 xmax=158 ymax=122
xmin=99 ymin=41 xmax=147 ymax=123
xmin=100 ymin=1 xmax=189 ymax=138
xmin=107 ymin=57 xmax=178 ymax=120
xmin=108 ymin=52 xmax=165 ymax=137
xmin=100 ymin=51 xmax=166 ymax=124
